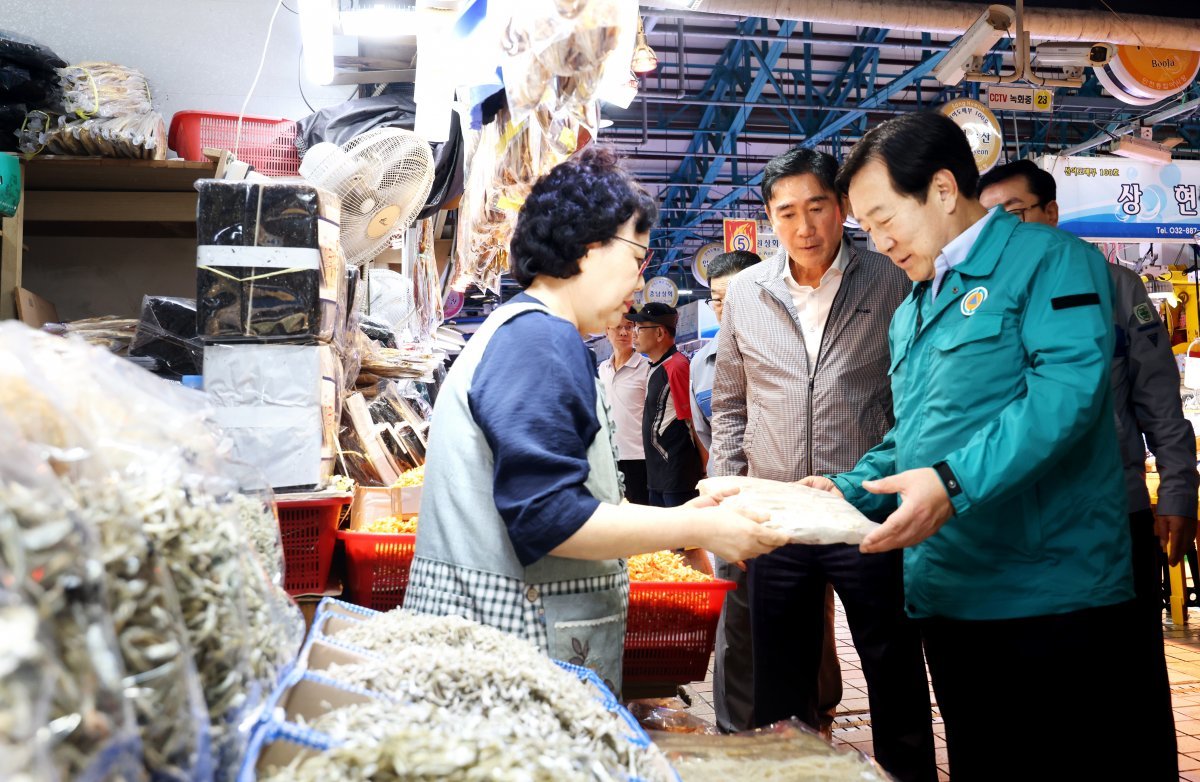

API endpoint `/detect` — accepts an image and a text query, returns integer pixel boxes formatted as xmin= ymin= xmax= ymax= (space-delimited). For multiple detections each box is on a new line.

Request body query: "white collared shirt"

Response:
xmin=931 ymin=207 xmax=998 ymax=300
xmin=783 ymin=241 xmax=850 ymax=365
xmin=598 ymin=350 xmax=651 ymax=460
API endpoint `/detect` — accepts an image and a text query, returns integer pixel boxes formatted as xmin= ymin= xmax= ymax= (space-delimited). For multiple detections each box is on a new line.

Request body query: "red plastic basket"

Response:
xmin=276 ymin=496 xmax=351 ymax=595
xmin=339 ymin=530 xmax=417 ymax=612
xmin=168 ymin=110 xmax=301 ymax=176
xmin=623 ymin=579 xmax=736 ymax=684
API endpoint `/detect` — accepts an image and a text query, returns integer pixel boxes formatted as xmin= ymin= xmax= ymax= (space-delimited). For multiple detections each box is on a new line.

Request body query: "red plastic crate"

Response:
xmin=339 ymin=529 xmax=417 ymax=612
xmin=623 ymin=579 xmax=736 ymax=684
xmin=275 ymin=496 xmax=350 ymax=595
xmin=168 ymin=110 xmax=301 ymax=176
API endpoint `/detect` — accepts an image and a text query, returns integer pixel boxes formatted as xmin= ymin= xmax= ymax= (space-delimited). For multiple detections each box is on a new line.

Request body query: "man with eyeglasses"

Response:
xmin=598 ymin=313 xmax=652 ymax=505
xmin=980 ymin=158 xmax=1196 ymax=774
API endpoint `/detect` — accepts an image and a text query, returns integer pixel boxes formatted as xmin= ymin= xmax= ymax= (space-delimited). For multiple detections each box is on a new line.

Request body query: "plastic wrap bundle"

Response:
xmin=59 ymin=62 xmax=153 ymax=119
xmin=699 ymin=476 xmax=881 ymax=545
xmin=128 ymin=295 xmax=203 ymax=377
xmin=0 ymin=420 xmax=144 ymax=782
xmin=0 ymin=323 xmax=307 ymax=781
xmin=195 ymin=180 xmax=346 ymax=344
xmin=18 ymin=106 xmax=166 ymax=159
xmin=408 ymin=217 xmax=444 ymax=344
xmin=0 ymin=29 xmax=65 ymax=151
xmin=654 ymin=719 xmax=894 ymax=781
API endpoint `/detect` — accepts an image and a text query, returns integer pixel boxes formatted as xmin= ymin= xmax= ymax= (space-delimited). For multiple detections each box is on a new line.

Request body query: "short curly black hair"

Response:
xmin=509 ymin=146 xmax=657 ymax=288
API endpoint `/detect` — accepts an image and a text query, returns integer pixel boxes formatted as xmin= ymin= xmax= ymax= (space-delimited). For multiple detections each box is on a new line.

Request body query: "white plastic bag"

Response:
xmin=699 ymin=477 xmax=879 ymax=546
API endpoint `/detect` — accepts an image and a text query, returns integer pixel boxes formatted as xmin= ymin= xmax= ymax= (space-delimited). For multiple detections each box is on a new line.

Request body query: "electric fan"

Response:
xmin=299 ymin=127 xmax=436 ymax=265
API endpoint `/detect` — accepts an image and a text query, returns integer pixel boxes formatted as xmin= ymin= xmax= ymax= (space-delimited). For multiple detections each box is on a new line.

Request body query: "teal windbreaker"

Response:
xmin=832 ymin=209 xmax=1134 ymax=621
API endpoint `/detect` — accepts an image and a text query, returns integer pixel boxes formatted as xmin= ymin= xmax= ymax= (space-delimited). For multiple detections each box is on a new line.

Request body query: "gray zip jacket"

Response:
xmin=710 ymin=243 xmax=909 ymax=488
xmin=1109 ymin=263 xmax=1198 ymax=518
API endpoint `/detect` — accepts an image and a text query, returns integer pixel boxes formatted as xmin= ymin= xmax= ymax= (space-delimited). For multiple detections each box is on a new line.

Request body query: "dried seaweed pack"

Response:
xmin=196 ymin=180 xmax=345 ymax=344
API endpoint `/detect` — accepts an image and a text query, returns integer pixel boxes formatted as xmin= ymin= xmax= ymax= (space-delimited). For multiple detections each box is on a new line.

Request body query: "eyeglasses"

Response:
xmin=704 ymin=297 xmax=724 ymax=306
xmin=635 ymin=325 xmax=662 ymax=332
xmin=1005 ymin=203 xmax=1043 ymax=222
xmin=611 ymin=235 xmax=653 ymax=275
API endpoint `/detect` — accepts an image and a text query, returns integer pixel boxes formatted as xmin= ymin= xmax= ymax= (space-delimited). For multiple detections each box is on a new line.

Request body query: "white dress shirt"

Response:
xmin=782 ymin=241 xmax=850 ymax=366
xmin=931 ymin=207 xmax=996 ymax=300
xmin=597 ymin=350 xmax=651 ymax=460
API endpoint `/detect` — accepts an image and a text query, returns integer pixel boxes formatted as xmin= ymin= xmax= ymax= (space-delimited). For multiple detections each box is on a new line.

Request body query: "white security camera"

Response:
xmin=1033 ymin=42 xmax=1115 ymax=68
xmin=931 ymin=5 xmax=1016 ymax=85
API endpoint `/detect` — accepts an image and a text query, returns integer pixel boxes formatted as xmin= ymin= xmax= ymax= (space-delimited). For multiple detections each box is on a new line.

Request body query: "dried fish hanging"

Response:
xmin=0 ymin=430 xmax=144 ymax=782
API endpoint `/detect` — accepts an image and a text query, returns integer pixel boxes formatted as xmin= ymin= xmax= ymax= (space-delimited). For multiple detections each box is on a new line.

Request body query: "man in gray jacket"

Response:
xmin=710 ymin=148 xmax=935 ymax=782
xmin=980 ymin=159 xmax=1198 ymax=775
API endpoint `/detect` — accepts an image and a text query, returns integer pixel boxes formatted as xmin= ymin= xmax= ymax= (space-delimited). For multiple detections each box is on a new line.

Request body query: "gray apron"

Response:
xmin=404 ymin=302 xmax=630 ymax=693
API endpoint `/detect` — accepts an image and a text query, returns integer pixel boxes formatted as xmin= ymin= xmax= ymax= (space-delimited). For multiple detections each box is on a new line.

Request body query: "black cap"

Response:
xmin=629 ymin=302 xmax=679 ymax=331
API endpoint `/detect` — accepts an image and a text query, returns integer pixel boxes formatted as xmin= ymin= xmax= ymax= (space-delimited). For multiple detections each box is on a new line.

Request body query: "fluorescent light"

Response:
xmin=299 ymin=0 xmax=337 ymax=85
xmin=1111 ymin=136 xmax=1171 ymax=165
xmin=932 ymin=5 xmax=1014 ymax=85
xmin=677 ymin=288 xmax=694 ymax=295
xmin=338 ymin=7 xmax=419 ymax=37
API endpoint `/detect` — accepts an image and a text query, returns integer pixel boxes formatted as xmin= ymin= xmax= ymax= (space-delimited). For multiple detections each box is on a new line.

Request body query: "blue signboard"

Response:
xmin=1042 ymin=155 xmax=1200 ymax=243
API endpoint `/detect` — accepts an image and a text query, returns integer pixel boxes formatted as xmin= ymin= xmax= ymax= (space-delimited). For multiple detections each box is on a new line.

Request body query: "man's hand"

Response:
xmin=1159 ymin=514 xmax=1198 ymax=566
xmin=695 ymin=475 xmax=756 ymax=503
xmin=798 ymin=475 xmax=843 ymax=498
xmin=859 ymin=467 xmax=954 ymax=554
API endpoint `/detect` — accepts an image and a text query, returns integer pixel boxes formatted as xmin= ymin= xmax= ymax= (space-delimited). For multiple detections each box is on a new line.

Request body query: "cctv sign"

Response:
xmin=987 ymin=85 xmax=1054 ymax=113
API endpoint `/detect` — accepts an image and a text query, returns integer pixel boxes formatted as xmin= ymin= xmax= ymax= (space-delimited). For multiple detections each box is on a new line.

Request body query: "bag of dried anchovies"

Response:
xmin=0 ymin=426 xmax=145 ymax=782
xmin=0 ymin=583 xmax=61 ymax=782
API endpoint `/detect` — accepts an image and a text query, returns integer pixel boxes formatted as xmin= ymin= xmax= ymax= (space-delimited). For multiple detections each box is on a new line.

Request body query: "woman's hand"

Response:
xmin=697 ymin=505 xmax=790 ymax=563
xmin=695 ymin=475 xmax=758 ymax=503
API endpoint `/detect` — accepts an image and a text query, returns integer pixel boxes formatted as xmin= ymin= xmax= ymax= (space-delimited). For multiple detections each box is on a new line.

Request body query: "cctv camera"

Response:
xmin=931 ymin=5 xmax=1015 ymax=85
xmin=1033 ymin=42 xmax=1114 ymax=68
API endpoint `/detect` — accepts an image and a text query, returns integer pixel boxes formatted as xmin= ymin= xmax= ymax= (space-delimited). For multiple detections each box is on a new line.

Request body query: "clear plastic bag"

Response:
xmin=698 ymin=476 xmax=881 ymax=545
xmin=653 ymin=719 xmax=895 ymax=781
xmin=0 ymin=577 xmax=61 ymax=782
xmin=0 ymin=323 xmax=308 ymax=781
xmin=0 ymin=417 xmax=144 ymax=782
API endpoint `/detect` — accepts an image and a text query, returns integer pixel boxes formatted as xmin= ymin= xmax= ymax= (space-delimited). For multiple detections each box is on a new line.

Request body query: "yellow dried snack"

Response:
xmin=364 ymin=515 xmax=418 ymax=534
xmin=628 ymin=551 xmax=713 ymax=583
xmin=392 ymin=465 xmax=425 ymax=488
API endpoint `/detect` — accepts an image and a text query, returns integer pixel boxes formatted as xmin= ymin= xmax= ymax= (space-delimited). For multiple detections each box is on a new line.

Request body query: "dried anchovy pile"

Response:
xmin=0 ymin=481 xmax=140 ymax=782
xmin=135 ymin=475 xmax=255 ymax=780
xmin=70 ymin=475 xmax=210 ymax=782
xmin=266 ymin=703 xmax=596 ymax=782
xmin=324 ymin=611 xmax=673 ymax=781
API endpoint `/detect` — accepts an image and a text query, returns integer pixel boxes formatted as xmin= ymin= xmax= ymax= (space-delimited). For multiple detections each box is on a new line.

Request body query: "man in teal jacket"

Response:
xmin=806 ymin=112 xmax=1167 ymax=780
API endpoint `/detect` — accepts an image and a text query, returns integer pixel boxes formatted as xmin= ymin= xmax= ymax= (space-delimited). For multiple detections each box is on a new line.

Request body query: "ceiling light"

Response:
xmin=631 ymin=18 xmax=658 ymax=75
xmin=1111 ymin=135 xmax=1172 ymax=165
xmin=931 ymin=5 xmax=1014 ymax=86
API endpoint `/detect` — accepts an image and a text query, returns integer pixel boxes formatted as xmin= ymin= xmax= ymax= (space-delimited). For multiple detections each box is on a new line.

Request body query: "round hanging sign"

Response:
xmin=1109 ymin=46 xmax=1200 ymax=100
xmin=939 ymin=98 xmax=1003 ymax=174
xmin=644 ymin=276 xmax=679 ymax=308
xmin=443 ymin=288 xmax=465 ymax=319
xmin=692 ymin=242 xmax=724 ymax=287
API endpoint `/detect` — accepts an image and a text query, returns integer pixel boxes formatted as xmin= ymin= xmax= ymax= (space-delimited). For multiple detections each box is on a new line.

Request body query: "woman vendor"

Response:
xmin=405 ymin=147 xmax=787 ymax=693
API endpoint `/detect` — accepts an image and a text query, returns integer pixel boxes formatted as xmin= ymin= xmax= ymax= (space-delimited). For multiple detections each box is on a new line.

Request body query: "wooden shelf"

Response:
xmin=1 ymin=155 xmax=217 ymax=320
